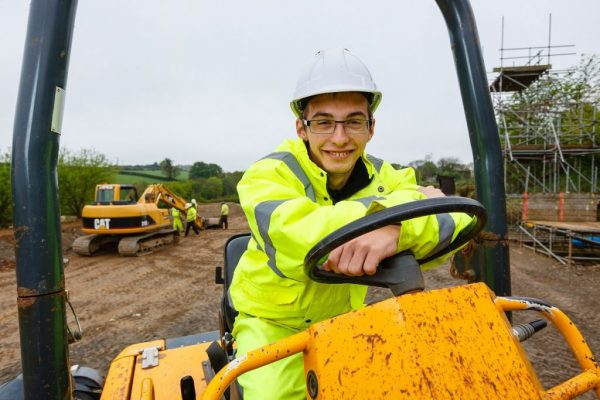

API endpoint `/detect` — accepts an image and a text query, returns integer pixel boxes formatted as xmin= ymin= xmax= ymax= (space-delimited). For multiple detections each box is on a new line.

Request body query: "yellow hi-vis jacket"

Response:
xmin=186 ymin=206 xmax=197 ymax=222
xmin=230 ymin=138 xmax=474 ymax=330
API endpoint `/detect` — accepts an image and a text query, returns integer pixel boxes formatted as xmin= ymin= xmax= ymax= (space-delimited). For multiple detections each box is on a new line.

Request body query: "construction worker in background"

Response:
xmin=171 ymin=206 xmax=183 ymax=235
xmin=191 ymin=198 xmax=198 ymax=209
xmin=184 ymin=203 xmax=200 ymax=236
xmin=229 ymin=48 xmax=475 ymax=399
xmin=220 ymin=201 xmax=229 ymax=229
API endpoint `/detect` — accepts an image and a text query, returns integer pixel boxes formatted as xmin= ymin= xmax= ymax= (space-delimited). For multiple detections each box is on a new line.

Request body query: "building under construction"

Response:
xmin=489 ymin=19 xmax=600 ymax=264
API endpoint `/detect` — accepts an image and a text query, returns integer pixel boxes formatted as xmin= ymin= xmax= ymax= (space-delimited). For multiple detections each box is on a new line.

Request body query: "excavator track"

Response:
xmin=117 ymin=229 xmax=179 ymax=256
xmin=72 ymin=234 xmax=120 ymax=256
xmin=73 ymin=230 xmax=179 ymax=256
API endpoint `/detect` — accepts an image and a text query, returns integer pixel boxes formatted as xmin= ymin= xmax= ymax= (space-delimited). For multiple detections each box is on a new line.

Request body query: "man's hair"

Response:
xmin=300 ymin=92 xmax=374 ymax=119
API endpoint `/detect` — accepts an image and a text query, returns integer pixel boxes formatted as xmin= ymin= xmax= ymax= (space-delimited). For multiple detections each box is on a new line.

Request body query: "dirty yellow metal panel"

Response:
xmin=303 ymin=283 xmax=544 ymax=399
xmin=100 ymin=356 xmax=135 ymax=400
xmin=101 ymin=339 xmax=166 ymax=400
xmin=129 ymin=342 xmax=213 ymax=399
xmin=111 ymin=339 xmax=166 ymax=361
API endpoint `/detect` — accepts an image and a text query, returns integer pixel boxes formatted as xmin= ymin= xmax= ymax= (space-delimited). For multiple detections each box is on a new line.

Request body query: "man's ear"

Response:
xmin=296 ymin=119 xmax=308 ymax=141
xmin=367 ymin=118 xmax=376 ymax=141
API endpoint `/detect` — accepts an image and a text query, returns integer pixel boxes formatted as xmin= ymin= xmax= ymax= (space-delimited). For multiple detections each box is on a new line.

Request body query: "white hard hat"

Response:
xmin=191 ymin=199 xmax=197 ymax=205
xmin=290 ymin=48 xmax=382 ymax=118
xmin=185 ymin=203 xmax=191 ymax=209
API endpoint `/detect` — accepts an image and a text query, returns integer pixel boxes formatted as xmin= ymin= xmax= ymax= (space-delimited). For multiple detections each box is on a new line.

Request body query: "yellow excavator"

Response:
xmin=72 ymin=183 xmax=203 ymax=256
xmin=3 ymin=0 xmax=600 ymax=399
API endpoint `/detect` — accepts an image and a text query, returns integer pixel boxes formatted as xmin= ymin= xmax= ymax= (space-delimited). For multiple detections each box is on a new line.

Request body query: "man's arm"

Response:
xmin=323 ymin=185 xmax=448 ymax=276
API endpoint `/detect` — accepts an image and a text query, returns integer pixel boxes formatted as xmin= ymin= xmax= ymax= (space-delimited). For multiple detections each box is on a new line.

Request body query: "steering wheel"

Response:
xmin=304 ymin=197 xmax=487 ymax=296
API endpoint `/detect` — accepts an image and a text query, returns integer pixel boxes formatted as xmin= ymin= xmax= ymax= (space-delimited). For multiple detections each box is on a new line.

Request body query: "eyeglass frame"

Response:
xmin=302 ymin=118 xmax=373 ymax=135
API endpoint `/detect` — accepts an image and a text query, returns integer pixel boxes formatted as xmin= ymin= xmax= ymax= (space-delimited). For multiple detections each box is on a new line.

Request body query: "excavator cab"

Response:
xmin=94 ymin=184 xmax=138 ymax=205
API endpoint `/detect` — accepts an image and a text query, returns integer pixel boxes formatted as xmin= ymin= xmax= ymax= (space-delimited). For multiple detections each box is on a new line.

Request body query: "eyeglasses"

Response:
xmin=303 ymin=119 xmax=371 ymax=135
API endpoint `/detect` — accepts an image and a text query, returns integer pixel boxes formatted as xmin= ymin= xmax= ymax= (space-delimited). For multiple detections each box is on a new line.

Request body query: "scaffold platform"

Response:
xmin=490 ymin=65 xmax=551 ymax=92
xmin=518 ymin=220 xmax=600 ymax=265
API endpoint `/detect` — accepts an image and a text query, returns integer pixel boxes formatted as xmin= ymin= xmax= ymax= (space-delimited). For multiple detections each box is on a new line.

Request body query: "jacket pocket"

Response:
xmin=237 ymin=280 xmax=304 ymax=320
xmin=242 ymin=281 xmax=298 ymax=304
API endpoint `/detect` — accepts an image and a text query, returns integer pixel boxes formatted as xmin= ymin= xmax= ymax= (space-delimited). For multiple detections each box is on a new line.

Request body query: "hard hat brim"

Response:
xmin=290 ymin=90 xmax=382 ymax=118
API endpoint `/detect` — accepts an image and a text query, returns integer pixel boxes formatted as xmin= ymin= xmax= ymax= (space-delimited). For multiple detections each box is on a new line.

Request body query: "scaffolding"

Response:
xmin=490 ymin=16 xmax=600 ymax=194
xmin=517 ymin=220 xmax=600 ymax=266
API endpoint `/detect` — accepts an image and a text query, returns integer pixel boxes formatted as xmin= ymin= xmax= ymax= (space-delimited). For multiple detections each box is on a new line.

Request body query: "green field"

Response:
xmin=115 ymin=169 xmax=189 ymax=184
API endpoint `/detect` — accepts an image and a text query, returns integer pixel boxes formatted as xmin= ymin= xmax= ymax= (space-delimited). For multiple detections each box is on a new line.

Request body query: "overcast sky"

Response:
xmin=1 ymin=1 xmax=599 ymax=172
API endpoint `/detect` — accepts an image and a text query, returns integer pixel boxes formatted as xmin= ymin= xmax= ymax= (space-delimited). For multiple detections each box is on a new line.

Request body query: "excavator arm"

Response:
xmin=141 ymin=184 xmax=204 ymax=230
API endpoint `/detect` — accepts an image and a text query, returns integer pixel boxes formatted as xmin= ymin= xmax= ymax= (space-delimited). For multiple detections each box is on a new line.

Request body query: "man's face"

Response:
xmin=296 ymin=92 xmax=375 ymax=190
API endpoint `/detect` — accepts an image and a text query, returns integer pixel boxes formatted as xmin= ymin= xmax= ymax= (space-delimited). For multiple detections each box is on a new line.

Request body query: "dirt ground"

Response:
xmin=1 ymin=202 xmax=599 ymax=398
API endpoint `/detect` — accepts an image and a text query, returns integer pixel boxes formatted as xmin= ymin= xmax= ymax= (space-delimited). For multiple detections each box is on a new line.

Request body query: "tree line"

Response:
xmin=0 ymin=149 xmax=116 ymax=227
xmin=161 ymin=159 xmax=243 ymax=205
xmin=0 ymin=151 xmax=244 ymax=227
xmin=0 ymin=149 xmax=475 ymax=228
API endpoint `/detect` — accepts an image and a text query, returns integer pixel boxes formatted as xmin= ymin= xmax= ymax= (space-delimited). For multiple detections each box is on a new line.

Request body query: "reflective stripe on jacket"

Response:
xmin=230 ymin=138 xmax=473 ymax=330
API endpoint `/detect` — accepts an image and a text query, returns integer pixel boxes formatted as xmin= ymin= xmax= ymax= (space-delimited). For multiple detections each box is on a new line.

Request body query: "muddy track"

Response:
xmin=1 ymin=203 xmax=599 ymax=398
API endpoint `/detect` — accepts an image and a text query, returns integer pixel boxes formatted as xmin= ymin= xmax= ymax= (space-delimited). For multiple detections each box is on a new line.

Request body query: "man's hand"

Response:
xmin=322 ymin=225 xmax=400 ymax=276
xmin=418 ymin=185 xmax=445 ymax=198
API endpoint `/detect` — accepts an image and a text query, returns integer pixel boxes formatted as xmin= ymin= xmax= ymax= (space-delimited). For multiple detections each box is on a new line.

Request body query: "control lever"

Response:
xmin=180 ymin=375 xmax=196 ymax=400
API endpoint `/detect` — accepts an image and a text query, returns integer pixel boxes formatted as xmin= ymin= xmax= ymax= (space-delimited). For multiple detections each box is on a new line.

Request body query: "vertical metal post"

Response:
xmin=12 ymin=0 xmax=78 ymax=398
xmin=543 ymin=158 xmax=546 ymax=191
xmin=547 ymin=14 xmax=552 ymax=65
xmin=435 ymin=0 xmax=511 ymax=296
xmin=568 ymin=231 xmax=573 ymax=267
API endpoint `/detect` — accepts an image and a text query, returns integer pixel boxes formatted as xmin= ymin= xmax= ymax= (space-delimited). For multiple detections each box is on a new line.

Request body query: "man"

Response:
xmin=171 ymin=206 xmax=183 ymax=235
xmin=220 ymin=201 xmax=229 ymax=229
xmin=229 ymin=48 xmax=474 ymax=399
xmin=184 ymin=203 xmax=200 ymax=236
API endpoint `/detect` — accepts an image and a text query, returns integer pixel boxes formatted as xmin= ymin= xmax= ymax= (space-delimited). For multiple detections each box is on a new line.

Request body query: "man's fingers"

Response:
xmin=346 ymin=249 xmax=368 ymax=276
xmin=363 ymin=252 xmax=380 ymax=275
xmin=337 ymin=246 xmax=354 ymax=275
xmin=325 ymin=247 xmax=341 ymax=273
xmin=418 ymin=185 xmax=445 ymax=198
xmin=324 ymin=225 xmax=399 ymax=277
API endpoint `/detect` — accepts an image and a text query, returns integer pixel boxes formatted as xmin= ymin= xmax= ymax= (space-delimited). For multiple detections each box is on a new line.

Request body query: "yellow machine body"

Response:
xmin=102 ymin=283 xmax=600 ymax=399
xmin=101 ymin=339 xmax=216 ymax=400
xmin=302 ymin=283 xmax=541 ymax=399
xmin=81 ymin=203 xmax=171 ymax=235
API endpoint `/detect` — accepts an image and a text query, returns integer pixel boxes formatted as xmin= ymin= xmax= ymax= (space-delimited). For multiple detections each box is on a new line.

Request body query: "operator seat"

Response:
xmin=218 ymin=233 xmax=250 ymax=334
xmin=210 ymin=234 xmax=250 ymax=400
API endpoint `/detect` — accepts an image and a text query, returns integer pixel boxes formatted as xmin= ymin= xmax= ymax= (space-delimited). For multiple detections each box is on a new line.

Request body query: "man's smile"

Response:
xmin=323 ymin=150 xmax=354 ymax=159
